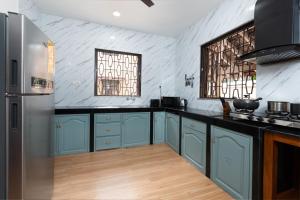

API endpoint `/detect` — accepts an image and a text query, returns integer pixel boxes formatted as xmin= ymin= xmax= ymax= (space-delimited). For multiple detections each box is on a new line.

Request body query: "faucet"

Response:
xmin=126 ymin=93 xmax=136 ymax=102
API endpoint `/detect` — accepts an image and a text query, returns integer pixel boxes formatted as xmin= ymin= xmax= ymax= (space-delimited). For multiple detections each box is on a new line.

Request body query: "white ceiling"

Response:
xmin=33 ymin=0 xmax=223 ymax=37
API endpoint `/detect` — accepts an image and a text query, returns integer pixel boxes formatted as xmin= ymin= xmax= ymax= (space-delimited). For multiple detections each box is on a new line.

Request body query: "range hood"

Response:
xmin=240 ymin=0 xmax=300 ymax=64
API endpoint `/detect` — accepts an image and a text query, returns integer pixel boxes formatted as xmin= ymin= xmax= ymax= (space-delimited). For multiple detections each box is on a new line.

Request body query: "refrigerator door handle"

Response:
xmin=7 ymin=96 xmax=23 ymax=199
xmin=10 ymin=102 xmax=18 ymax=129
xmin=10 ymin=60 xmax=18 ymax=87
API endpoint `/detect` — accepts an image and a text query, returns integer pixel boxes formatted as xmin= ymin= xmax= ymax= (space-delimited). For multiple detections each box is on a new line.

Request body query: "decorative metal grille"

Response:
xmin=95 ymin=49 xmax=141 ymax=96
xmin=200 ymin=22 xmax=256 ymax=99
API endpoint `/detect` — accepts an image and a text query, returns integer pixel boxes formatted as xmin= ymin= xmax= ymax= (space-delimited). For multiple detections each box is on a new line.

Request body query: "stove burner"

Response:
xmin=289 ymin=114 xmax=300 ymax=120
xmin=230 ymin=111 xmax=300 ymax=128
xmin=256 ymin=116 xmax=264 ymax=122
xmin=235 ymin=109 xmax=255 ymax=114
xmin=265 ymin=110 xmax=289 ymax=116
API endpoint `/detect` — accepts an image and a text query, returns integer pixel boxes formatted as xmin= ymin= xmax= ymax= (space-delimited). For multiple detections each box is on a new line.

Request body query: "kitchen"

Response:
xmin=1 ymin=0 xmax=300 ymax=199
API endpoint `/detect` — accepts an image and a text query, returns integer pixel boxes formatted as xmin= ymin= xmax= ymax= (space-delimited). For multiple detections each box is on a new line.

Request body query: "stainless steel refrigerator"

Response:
xmin=0 ymin=12 xmax=55 ymax=199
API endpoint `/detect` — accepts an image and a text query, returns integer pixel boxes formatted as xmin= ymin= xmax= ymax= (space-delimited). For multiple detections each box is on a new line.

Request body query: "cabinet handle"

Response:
xmin=106 ymin=129 xmax=111 ymax=132
xmin=105 ymin=140 xmax=112 ymax=144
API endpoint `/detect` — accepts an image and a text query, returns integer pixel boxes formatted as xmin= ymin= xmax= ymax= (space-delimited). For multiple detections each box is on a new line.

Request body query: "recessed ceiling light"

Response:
xmin=112 ymin=11 xmax=121 ymax=17
xmin=110 ymin=36 xmax=116 ymax=40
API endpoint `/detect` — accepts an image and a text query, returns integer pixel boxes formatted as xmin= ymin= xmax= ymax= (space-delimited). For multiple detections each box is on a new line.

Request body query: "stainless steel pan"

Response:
xmin=267 ymin=101 xmax=290 ymax=113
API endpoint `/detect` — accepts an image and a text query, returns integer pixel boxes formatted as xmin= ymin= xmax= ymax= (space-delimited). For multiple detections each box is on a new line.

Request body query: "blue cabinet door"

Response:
xmin=165 ymin=113 xmax=180 ymax=153
xmin=154 ymin=112 xmax=165 ymax=144
xmin=55 ymin=114 xmax=90 ymax=155
xmin=122 ymin=112 xmax=150 ymax=147
xmin=211 ymin=126 xmax=253 ymax=200
xmin=182 ymin=126 xmax=206 ymax=173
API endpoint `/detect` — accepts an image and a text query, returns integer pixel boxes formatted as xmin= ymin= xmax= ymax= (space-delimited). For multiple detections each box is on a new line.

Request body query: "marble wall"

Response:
xmin=20 ymin=0 xmax=177 ymax=107
xmin=40 ymin=14 xmax=176 ymax=107
xmin=175 ymin=0 xmax=257 ymax=111
xmin=20 ymin=0 xmax=300 ymax=111
xmin=18 ymin=0 xmax=40 ymax=23
xmin=0 ymin=0 xmax=19 ymax=13
xmin=175 ymin=0 xmax=300 ymax=112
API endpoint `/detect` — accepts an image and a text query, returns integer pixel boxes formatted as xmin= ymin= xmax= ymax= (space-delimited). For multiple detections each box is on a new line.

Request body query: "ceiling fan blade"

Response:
xmin=141 ymin=0 xmax=154 ymax=7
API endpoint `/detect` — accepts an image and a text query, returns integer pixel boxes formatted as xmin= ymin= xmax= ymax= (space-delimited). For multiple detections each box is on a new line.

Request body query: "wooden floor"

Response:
xmin=53 ymin=144 xmax=232 ymax=200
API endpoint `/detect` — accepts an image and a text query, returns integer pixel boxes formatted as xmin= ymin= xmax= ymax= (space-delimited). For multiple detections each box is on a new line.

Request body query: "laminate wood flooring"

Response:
xmin=53 ymin=144 xmax=232 ymax=200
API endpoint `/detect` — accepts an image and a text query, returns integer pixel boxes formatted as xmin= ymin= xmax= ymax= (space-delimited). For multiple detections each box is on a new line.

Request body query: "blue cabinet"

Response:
xmin=54 ymin=114 xmax=90 ymax=156
xmin=182 ymin=118 xmax=206 ymax=173
xmin=95 ymin=135 xmax=121 ymax=150
xmin=94 ymin=113 xmax=122 ymax=150
xmin=154 ymin=112 xmax=165 ymax=144
xmin=211 ymin=126 xmax=253 ymax=200
xmin=122 ymin=112 xmax=150 ymax=147
xmin=166 ymin=113 xmax=180 ymax=153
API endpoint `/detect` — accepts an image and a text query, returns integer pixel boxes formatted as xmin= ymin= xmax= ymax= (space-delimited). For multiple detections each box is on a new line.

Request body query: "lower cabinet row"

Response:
xmin=54 ymin=112 xmax=151 ymax=155
xmin=180 ymin=117 xmax=253 ymax=200
xmin=54 ymin=111 xmax=253 ymax=199
xmin=164 ymin=114 xmax=253 ymax=199
xmin=94 ymin=112 xmax=150 ymax=150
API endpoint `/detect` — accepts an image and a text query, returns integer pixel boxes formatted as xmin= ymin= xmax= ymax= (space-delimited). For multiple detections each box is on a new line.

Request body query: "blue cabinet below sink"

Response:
xmin=94 ymin=112 xmax=150 ymax=150
xmin=94 ymin=113 xmax=122 ymax=150
xmin=122 ymin=112 xmax=150 ymax=147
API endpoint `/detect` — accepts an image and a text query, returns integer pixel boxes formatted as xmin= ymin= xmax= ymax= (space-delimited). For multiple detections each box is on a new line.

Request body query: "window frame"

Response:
xmin=199 ymin=21 xmax=255 ymax=100
xmin=94 ymin=48 xmax=142 ymax=97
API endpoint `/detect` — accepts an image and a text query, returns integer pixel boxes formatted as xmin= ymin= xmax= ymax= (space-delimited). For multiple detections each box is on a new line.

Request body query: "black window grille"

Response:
xmin=200 ymin=21 xmax=256 ymax=99
xmin=95 ymin=49 xmax=142 ymax=96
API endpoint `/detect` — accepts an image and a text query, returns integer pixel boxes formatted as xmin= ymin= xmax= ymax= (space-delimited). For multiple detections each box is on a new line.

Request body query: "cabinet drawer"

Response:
xmin=95 ymin=136 xmax=121 ymax=150
xmin=95 ymin=113 xmax=121 ymax=123
xmin=95 ymin=122 xmax=121 ymax=137
xmin=182 ymin=117 xmax=206 ymax=133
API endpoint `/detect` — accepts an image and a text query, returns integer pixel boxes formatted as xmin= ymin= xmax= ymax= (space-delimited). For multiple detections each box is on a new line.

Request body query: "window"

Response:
xmin=95 ymin=49 xmax=142 ymax=96
xmin=200 ymin=21 xmax=256 ymax=99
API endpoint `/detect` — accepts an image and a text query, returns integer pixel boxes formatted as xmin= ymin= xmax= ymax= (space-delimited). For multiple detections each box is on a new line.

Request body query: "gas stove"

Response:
xmin=230 ymin=111 xmax=300 ymax=129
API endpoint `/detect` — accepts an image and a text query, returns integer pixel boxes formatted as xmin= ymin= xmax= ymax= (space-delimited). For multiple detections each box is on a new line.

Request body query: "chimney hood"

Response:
xmin=240 ymin=0 xmax=300 ymax=64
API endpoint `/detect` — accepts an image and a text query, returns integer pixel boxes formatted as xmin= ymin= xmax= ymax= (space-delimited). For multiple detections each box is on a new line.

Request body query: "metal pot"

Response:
xmin=233 ymin=97 xmax=263 ymax=111
xmin=267 ymin=101 xmax=290 ymax=113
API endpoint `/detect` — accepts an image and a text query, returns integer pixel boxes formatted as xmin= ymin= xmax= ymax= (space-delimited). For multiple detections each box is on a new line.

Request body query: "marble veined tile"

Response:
xmin=20 ymin=0 xmax=300 ymax=111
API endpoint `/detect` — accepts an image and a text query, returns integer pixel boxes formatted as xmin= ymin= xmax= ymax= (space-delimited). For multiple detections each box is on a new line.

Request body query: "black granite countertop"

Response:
xmin=265 ymin=126 xmax=300 ymax=138
xmin=55 ymin=106 xmax=300 ymax=139
xmin=212 ymin=115 xmax=271 ymax=137
xmin=166 ymin=107 xmax=222 ymax=116
xmin=55 ymin=105 xmax=164 ymax=114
